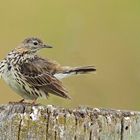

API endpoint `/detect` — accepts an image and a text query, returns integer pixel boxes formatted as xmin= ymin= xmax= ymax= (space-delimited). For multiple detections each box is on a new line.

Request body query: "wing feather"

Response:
xmin=20 ymin=56 xmax=71 ymax=99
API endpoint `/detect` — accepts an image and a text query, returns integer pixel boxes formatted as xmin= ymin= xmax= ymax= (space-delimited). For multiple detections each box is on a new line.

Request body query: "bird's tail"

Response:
xmin=54 ymin=66 xmax=96 ymax=79
xmin=65 ymin=66 xmax=96 ymax=74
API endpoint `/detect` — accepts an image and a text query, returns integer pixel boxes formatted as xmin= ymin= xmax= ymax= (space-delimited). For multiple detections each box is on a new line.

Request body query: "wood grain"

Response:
xmin=0 ymin=104 xmax=140 ymax=140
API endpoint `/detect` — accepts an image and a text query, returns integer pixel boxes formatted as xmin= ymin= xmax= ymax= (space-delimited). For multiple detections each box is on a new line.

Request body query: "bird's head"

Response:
xmin=16 ymin=37 xmax=52 ymax=54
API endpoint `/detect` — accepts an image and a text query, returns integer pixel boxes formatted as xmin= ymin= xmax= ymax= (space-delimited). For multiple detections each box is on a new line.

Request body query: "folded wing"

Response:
xmin=20 ymin=56 xmax=71 ymax=99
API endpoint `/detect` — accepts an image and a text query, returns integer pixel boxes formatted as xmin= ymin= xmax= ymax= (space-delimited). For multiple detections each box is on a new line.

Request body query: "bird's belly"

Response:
xmin=2 ymin=70 xmax=18 ymax=90
xmin=2 ymin=69 xmax=32 ymax=99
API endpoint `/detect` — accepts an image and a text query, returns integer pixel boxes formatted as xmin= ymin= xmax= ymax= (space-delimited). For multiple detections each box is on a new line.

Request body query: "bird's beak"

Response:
xmin=43 ymin=44 xmax=53 ymax=48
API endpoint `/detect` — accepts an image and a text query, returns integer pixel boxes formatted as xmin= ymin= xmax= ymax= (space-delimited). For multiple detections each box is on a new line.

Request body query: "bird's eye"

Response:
xmin=33 ymin=41 xmax=38 ymax=45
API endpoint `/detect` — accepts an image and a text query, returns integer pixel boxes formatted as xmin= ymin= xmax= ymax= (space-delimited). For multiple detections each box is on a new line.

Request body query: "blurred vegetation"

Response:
xmin=0 ymin=0 xmax=140 ymax=110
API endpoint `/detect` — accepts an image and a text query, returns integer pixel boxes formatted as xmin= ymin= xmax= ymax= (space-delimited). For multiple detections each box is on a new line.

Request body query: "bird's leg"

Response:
xmin=9 ymin=99 xmax=25 ymax=104
xmin=18 ymin=99 xmax=38 ymax=105
xmin=31 ymin=99 xmax=37 ymax=105
xmin=18 ymin=98 xmax=38 ymax=104
xmin=18 ymin=99 xmax=25 ymax=103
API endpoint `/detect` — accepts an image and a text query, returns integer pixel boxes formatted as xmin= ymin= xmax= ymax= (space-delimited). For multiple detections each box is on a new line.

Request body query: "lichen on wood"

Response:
xmin=0 ymin=104 xmax=140 ymax=140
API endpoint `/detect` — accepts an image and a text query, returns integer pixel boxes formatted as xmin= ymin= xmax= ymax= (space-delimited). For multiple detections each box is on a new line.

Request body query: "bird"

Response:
xmin=0 ymin=37 xmax=96 ymax=103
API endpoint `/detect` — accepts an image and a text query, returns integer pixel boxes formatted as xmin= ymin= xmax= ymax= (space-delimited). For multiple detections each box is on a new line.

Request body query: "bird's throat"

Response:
xmin=15 ymin=47 xmax=28 ymax=54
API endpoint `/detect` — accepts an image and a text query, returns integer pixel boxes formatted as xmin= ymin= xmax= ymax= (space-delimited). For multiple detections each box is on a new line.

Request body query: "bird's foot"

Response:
xmin=9 ymin=99 xmax=25 ymax=104
xmin=9 ymin=99 xmax=38 ymax=105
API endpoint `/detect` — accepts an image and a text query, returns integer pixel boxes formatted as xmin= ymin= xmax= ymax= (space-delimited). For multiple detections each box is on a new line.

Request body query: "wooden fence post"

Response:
xmin=0 ymin=103 xmax=140 ymax=140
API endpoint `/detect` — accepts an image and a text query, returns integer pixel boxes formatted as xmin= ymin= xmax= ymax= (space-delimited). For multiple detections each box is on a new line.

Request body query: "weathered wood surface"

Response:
xmin=0 ymin=104 xmax=140 ymax=140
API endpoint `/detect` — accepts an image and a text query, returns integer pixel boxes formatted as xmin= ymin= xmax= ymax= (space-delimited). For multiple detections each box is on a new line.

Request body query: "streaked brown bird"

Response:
xmin=0 ymin=37 xmax=96 ymax=102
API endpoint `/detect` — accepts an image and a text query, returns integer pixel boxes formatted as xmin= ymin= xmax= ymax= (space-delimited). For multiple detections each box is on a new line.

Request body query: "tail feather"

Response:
xmin=54 ymin=66 xmax=96 ymax=80
xmin=65 ymin=66 xmax=96 ymax=74
xmin=64 ymin=66 xmax=96 ymax=74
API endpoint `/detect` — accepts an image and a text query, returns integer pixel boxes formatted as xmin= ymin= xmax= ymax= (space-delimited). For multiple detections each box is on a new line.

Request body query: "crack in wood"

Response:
xmin=89 ymin=130 xmax=92 ymax=140
xmin=17 ymin=105 xmax=26 ymax=140
xmin=54 ymin=130 xmax=57 ymax=140
xmin=17 ymin=119 xmax=22 ymax=140
xmin=120 ymin=117 xmax=124 ymax=140
xmin=46 ymin=109 xmax=50 ymax=140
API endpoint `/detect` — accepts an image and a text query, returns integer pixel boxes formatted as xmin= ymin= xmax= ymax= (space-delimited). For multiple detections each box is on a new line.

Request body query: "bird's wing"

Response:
xmin=19 ymin=56 xmax=71 ymax=99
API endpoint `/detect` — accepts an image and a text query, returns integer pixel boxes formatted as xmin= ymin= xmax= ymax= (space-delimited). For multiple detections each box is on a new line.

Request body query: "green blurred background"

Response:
xmin=0 ymin=0 xmax=140 ymax=110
